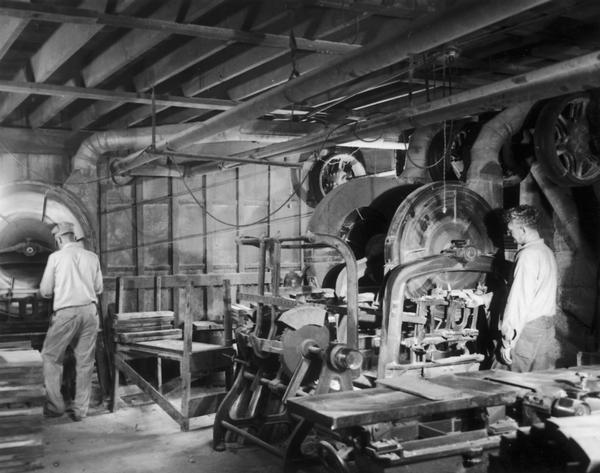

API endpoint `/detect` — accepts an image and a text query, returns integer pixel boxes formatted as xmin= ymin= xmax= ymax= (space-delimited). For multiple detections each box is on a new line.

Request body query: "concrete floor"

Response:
xmin=42 ymin=403 xmax=317 ymax=473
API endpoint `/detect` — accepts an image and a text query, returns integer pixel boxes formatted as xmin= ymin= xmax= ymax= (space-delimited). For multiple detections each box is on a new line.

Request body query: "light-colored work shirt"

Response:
xmin=501 ymin=237 xmax=557 ymax=342
xmin=39 ymin=242 xmax=103 ymax=311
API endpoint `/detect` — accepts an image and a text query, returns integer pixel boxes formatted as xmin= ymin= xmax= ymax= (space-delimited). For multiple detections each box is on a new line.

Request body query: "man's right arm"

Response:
xmin=93 ymin=256 xmax=103 ymax=295
xmin=39 ymin=254 xmax=55 ymax=298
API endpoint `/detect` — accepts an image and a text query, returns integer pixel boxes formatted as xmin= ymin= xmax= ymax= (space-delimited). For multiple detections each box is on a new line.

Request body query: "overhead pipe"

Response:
xmin=397 ymin=125 xmax=439 ymax=184
xmin=242 ymin=49 xmax=600 ymax=164
xmin=111 ymin=0 xmax=551 ymax=174
xmin=467 ymin=102 xmax=534 ymax=209
xmin=67 ymin=121 xmax=321 ymax=183
xmin=529 ymin=162 xmax=594 ymax=257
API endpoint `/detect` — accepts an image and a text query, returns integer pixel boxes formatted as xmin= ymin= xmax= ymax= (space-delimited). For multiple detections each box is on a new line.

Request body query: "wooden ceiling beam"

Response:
xmin=182 ymin=8 xmax=370 ymax=98
xmin=0 ymin=0 xmax=108 ymax=122
xmin=0 ymin=80 xmax=238 ymax=110
xmin=227 ymin=53 xmax=332 ymax=101
xmin=0 ymin=0 xmax=146 ymax=123
xmin=0 ymin=0 xmax=28 ymax=60
xmin=30 ymin=0 xmax=108 ymax=83
xmin=0 ymin=0 xmax=359 ymax=54
xmin=181 ymin=20 xmax=314 ymax=98
xmin=131 ymin=2 xmax=293 ymax=95
xmin=131 ymin=9 xmax=250 ymax=95
xmin=298 ymin=0 xmax=445 ymax=19
xmin=95 ymin=6 xmax=278 ymax=130
xmin=28 ymin=0 xmax=190 ymax=128
xmin=102 ymin=3 xmax=293 ymax=130
xmin=110 ymin=105 xmax=169 ymax=129
xmin=0 ymin=126 xmax=88 ymax=154
xmin=66 ymin=86 xmax=127 ymax=130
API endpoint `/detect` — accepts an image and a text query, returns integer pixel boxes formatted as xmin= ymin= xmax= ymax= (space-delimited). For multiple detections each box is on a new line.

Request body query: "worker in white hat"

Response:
xmin=39 ymin=221 xmax=103 ymax=421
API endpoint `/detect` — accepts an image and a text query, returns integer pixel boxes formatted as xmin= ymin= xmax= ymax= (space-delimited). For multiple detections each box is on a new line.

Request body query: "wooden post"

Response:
xmin=222 ymin=279 xmax=233 ymax=347
xmin=116 ymin=276 xmax=124 ymax=313
xmin=222 ymin=279 xmax=233 ymax=388
xmin=154 ymin=275 xmax=162 ymax=311
xmin=155 ymin=275 xmax=163 ymax=389
xmin=180 ymin=281 xmax=193 ymax=431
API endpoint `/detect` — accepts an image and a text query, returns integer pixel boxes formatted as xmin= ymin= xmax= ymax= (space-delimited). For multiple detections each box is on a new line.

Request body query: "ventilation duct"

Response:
xmin=467 ymin=102 xmax=534 ymax=208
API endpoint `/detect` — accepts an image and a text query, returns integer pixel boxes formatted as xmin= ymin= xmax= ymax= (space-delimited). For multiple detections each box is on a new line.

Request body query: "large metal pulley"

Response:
xmin=281 ymin=324 xmax=329 ymax=375
xmin=534 ymin=92 xmax=600 ymax=186
xmin=0 ymin=181 xmax=95 ymax=299
xmin=384 ymin=182 xmax=493 ymax=297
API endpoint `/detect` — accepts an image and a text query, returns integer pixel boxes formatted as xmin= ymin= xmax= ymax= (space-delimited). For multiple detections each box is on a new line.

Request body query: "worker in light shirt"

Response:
xmin=498 ymin=205 xmax=558 ymax=371
xmin=467 ymin=205 xmax=558 ymax=372
xmin=39 ymin=222 xmax=103 ymax=421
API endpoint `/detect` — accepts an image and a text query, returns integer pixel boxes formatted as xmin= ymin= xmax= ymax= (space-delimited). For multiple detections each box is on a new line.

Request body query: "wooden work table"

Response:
xmin=287 ymin=366 xmax=600 ymax=430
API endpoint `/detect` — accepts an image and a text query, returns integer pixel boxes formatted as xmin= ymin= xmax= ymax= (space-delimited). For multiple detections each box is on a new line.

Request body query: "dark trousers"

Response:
xmin=510 ymin=316 xmax=557 ymax=372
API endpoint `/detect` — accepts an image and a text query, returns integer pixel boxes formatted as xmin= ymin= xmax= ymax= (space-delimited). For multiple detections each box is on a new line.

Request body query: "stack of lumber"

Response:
xmin=113 ymin=311 xmax=181 ymax=343
xmin=0 ymin=349 xmax=44 ymax=472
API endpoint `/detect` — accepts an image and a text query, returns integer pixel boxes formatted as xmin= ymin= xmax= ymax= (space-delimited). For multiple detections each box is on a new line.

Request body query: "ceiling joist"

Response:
xmin=0 ymin=80 xmax=238 ymax=111
xmin=0 ymin=0 xmax=360 ymax=54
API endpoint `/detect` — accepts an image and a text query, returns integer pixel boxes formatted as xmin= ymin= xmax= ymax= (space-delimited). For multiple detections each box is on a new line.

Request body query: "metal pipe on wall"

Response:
xmin=529 ymin=162 xmax=592 ymax=256
xmin=467 ymin=102 xmax=534 ymax=209
xmin=112 ymin=0 xmax=551 ymax=174
xmin=396 ymin=125 xmax=438 ymax=184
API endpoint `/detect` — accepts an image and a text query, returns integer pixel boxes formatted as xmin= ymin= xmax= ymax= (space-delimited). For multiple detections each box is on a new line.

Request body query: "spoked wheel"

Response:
xmin=308 ymin=150 xmax=366 ymax=205
xmin=426 ymin=122 xmax=480 ymax=181
xmin=534 ymin=93 xmax=600 ymax=186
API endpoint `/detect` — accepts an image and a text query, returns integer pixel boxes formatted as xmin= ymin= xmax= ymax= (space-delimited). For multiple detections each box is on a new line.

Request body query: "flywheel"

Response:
xmin=281 ymin=324 xmax=330 ymax=376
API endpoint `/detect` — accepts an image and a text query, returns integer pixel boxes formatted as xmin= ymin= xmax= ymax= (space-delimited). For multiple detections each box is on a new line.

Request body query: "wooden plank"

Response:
xmin=131 ymin=339 xmax=227 ymax=354
xmin=30 ymin=0 xmax=107 ymax=82
xmin=110 ymin=7 xmax=278 ymax=129
xmin=0 ymin=68 xmax=28 ymax=121
xmin=27 ymin=0 xmax=211 ymax=127
xmin=69 ymin=86 xmax=126 ymax=130
xmin=117 ymin=329 xmax=182 ymax=343
xmin=133 ymin=179 xmax=143 ymax=311
xmin=0 ymin=1 xmax=360 ymax=53
xmin=0 ymin=0 xmax=28 ymax=60
xmin=114 ymin=353 xmax=184 ymax=425
xmin=376 ymin=376 xmax=465 ymax=401
xmin=182 ymin=42 xmax=287 ymax=97
xmin=181 ymin=282 xmax=193 ymax=431
xmin=115 ymin=323 xmax=174 ymax=333
xmin=287 ymin=382 xmax=520 ymax=430
xmin=0 ymin=126 xmax=85 ymax=155
xmin=114 ymin=310 xmax=174 ymax=321
xmin=0 ymin=80 xmax=237 ymax=110
xmin=0 ymin=349 xmax=42 ymax=366
xmin=104 ymin=272 xmax=271 ymax=289
xmin=227 ymin=51 xmax=332 ymax=101
xmin=238 ymin=292 xmax=298 ymax=308
xmin=132 ymin=8 xmax=248 ymax=93
xmin=185 ymin=8 xmax=361 ymax=99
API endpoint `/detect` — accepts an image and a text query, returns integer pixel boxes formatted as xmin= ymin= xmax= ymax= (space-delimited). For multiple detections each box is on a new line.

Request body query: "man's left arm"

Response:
xmin=501 ymin=250 xmax=538 ymax=343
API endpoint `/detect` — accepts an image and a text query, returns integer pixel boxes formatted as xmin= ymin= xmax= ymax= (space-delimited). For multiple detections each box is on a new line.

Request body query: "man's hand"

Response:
xmin=497 ymin=330 xmax=516 ymax=366
xmin=462 ymin=291 xmax=493 ymax=308
xmin=497 ymin=341 xmax=512 ymax=366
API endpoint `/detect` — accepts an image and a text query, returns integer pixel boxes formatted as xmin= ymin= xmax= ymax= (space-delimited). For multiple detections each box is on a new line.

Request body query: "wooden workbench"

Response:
xmin=287 ymin=366 xmax=600 ymax=430
xmin=287 ymin=373 xmax=521 ymax=430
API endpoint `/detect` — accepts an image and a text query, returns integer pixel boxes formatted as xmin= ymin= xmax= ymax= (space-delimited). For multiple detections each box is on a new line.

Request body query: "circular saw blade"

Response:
xmin=278 ymin=305 xmax=327 ymax=330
